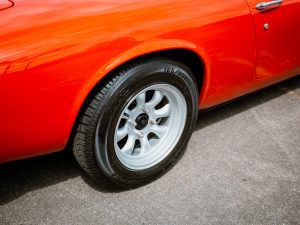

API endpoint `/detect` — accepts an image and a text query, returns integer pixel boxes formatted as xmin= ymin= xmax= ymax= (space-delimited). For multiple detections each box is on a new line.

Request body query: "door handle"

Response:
xmin=0 ymin=0 xmax=14 ymax=11
xmin=256 ymin=0 xmax=283 ymax=10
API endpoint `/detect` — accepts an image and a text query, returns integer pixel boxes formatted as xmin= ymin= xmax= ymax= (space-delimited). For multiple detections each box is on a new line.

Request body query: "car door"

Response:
xmin=246 ymin=0 xmax=300 ymax=79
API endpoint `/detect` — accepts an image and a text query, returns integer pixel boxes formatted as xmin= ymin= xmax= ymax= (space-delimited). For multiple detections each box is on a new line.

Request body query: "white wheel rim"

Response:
xmin=113 ymin=84 xmax=187 ymax=170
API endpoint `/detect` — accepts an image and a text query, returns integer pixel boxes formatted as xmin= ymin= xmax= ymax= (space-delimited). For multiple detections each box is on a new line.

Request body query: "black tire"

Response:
xmin=73 ymin=57 xmax=198 ymax=188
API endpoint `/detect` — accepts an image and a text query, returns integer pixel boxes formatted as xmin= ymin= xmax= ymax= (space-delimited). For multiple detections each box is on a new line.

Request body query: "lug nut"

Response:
xmin=137 ymin=131 xmax=144 ymax=138
xmin=128 ymin=119 xmax=137 ymax=127
xmin=143 ymin=108 xmax=150 ymax=114
xmin=150 ymin=120 xmax=157 ymax=125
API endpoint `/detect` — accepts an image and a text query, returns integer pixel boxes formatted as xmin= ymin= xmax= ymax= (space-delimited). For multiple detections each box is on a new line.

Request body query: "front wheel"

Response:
xmin=73 ymin=57 xmax=198 ymax=188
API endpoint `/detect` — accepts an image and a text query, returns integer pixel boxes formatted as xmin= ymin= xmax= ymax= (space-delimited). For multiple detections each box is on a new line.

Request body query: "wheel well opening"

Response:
xmin=66 ymin=49 xmax=204 ymax=150
xmin=156 ymin=49 xmax=204 ymax=93
xmin=101 ymin=49 xmax=204 ymax=94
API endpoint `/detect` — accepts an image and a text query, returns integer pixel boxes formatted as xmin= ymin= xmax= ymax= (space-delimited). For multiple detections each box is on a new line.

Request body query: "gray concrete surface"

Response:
xmin=1 ymin=76 xmax=300 ymax=225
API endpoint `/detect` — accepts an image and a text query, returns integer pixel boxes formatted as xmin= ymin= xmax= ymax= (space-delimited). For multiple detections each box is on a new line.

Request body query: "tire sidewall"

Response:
xmin=95 ymin=60 xmax=198 ymax=184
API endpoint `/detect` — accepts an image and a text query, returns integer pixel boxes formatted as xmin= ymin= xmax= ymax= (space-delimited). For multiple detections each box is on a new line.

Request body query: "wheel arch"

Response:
xmin=66 ymin=42 xmax=207 ymax=149
xmin=95 ymin=48 xmax=205 ymax=96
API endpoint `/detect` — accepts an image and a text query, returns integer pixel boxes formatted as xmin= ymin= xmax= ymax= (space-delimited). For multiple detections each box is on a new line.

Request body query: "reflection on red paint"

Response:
xmin=0 ymin=0 xmax=299 ymax=162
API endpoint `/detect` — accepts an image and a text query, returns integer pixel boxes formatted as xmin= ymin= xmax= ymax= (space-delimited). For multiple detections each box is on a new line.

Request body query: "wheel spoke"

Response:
xmin=121 ymin=133 xmax=136 ymax=154
xmin=153 ymin=104 xmax=171 ymax=119
xmin=149 ymin=125 xmax=167 ymax=138
xmin=136 ymin=92 xmax=146 ymax=107
xmin=140 ymin=136 xmax=151 ymax=152
xmin=147 ymin=90 xmax=163 ymax=107
xmin=122 ymin=109 xmax=131 ymax=119
xmin=116 ymin=124 xmax=128 ymax=141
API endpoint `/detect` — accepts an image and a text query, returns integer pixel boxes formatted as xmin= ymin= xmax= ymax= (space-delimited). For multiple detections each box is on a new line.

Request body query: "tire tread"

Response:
xmin=72 ymin=56 xmax=198 ymax=187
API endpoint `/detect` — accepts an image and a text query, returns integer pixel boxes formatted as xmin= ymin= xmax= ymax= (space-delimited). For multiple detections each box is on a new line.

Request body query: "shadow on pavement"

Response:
xmin=0 ymin=75 xmax=299 ymax=205
xmin=0 ymin=150 xmax=122 ymax=205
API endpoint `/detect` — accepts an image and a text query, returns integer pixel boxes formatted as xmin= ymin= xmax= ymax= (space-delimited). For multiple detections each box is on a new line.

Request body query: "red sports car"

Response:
xmin=1 ymin=0 xmax=299 ymax=187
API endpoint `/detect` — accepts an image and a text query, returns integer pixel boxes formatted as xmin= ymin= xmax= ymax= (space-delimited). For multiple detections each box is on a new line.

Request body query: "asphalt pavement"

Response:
xmin=1 ymin=76 xmax=300 ymax=225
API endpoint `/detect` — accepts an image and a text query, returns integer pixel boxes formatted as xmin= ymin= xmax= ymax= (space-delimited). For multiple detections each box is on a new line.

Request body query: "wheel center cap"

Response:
xmin=135 ymin=113 xmax=149 ymax=130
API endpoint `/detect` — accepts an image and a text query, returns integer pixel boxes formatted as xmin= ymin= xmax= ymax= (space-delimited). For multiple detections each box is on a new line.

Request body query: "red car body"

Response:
xmin=1 ymin=0 xmax=299 ymax=162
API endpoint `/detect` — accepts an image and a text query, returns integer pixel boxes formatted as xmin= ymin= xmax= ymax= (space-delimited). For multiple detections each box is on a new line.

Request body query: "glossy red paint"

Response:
xmin=0 ymin=0 xmax=299 ymax=162
xmin=246 ymin=0 xmax=300 ymax=79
